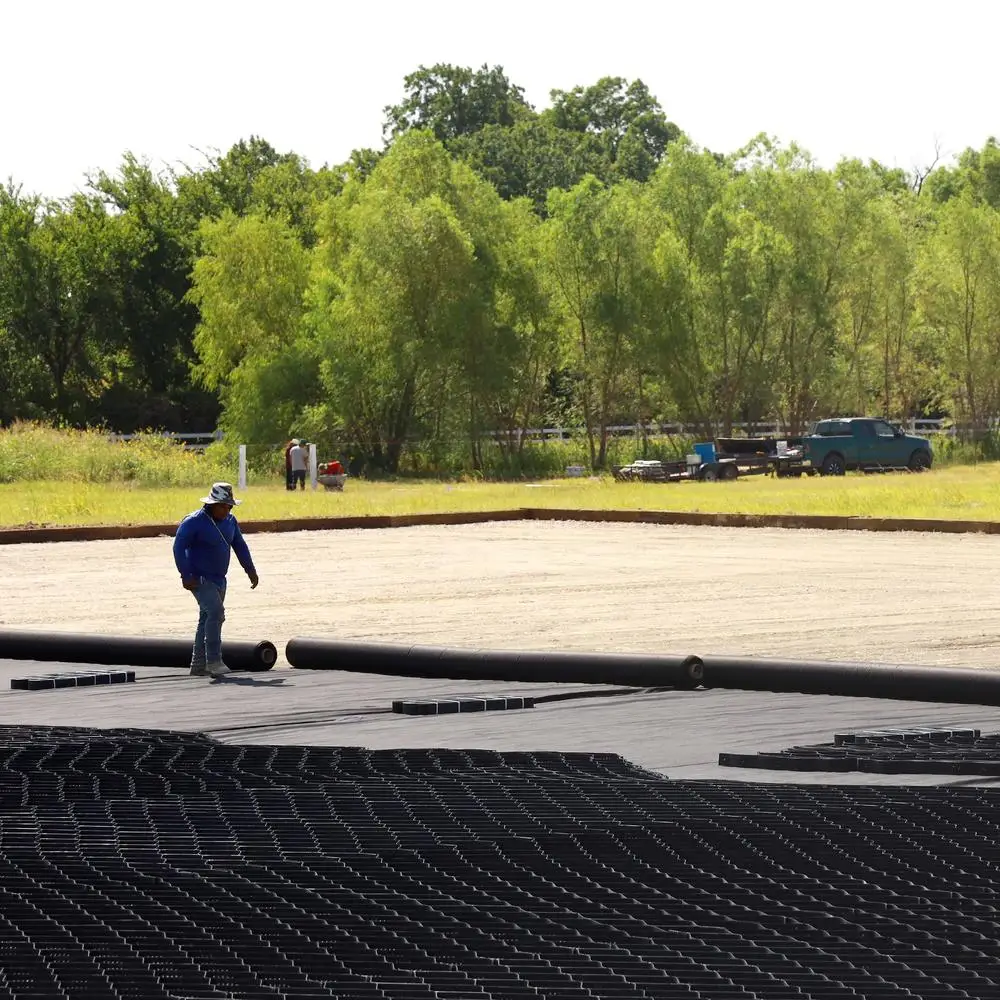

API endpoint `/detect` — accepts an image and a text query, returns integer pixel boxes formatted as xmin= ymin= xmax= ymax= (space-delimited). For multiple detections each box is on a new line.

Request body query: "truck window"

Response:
xmin=854 ymin=422 xmax=876 ymax=439
xmin=814 ymin=420 xmax=851 ymax=436
xmin=873 ymin=420 xmax=896 ymax=437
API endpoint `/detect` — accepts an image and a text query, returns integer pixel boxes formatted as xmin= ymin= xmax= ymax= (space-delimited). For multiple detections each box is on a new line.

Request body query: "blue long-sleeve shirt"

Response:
xmin=172 ymin=508 xmax=256 ymax=585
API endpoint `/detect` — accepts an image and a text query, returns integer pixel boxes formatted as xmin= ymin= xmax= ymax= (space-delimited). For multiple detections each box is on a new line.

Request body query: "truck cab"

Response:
xmin=801 ymin=418 xmax=932 ymax=475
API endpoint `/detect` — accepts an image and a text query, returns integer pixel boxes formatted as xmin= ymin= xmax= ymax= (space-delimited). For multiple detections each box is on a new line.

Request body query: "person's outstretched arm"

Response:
xmin=232 ymin=522 xmax=259 ymax=588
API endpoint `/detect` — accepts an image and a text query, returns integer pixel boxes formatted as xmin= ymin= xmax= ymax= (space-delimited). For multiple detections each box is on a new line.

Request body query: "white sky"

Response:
xmin=3 ymin=0 xmax=998 ymax=198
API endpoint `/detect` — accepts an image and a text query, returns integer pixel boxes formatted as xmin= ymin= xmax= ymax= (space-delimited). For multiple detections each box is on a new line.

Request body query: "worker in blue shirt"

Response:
xmin=173 ymin=482 xmax=259 ymax=677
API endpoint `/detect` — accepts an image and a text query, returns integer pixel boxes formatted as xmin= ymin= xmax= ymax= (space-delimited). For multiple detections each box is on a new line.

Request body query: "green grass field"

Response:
xmin=3 ymin=465 xmax=1000 ymax=528
xmin=2 ymin=421 xmax=998 ymax=528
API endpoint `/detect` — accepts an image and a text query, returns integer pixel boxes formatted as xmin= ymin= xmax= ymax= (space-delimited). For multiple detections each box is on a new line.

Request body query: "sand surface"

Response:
xmin=0 ymin=520 xmax=996 ymax=667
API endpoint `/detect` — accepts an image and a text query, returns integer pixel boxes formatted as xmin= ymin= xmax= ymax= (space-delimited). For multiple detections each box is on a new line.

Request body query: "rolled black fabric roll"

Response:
xmin=285 ymin=637 xmax=704 ymax=689
xmin=0 ymin=630 xmax=277 ymax=672
xmin=701 ymin=655 xmax=1000 ymax=706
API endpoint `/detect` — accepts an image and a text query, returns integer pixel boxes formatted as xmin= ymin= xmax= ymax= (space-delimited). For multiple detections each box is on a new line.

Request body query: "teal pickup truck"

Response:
xmin=801 ymin=418 xmax=933 ymax=476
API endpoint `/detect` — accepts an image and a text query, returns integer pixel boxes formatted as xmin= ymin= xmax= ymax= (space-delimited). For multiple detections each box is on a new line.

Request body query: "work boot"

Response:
xmin=206 ymin=661 xmax=231 ymax=678
xmin=189 ymin=661 xmax=207 ymax=677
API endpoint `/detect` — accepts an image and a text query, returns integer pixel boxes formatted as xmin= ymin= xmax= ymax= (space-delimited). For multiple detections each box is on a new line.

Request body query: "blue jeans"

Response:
xmin=191 ymin=580 xmax=227 ymax=665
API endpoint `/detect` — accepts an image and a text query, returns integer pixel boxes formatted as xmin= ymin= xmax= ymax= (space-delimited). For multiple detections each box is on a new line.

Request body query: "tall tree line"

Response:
xmin=0 ymin=138 xmax=342 ymax=431
xmin=3 ymin=65 xmax=1000 ymax=471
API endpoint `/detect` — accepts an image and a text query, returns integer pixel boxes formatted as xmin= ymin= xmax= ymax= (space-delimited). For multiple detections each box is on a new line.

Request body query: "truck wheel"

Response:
xmin=699 ymin=464 xmax=720 ymax=482
xmin=821 ymin=453 xmax=846 ymax=476
xmin=908 ymin=449 xmax=932 ymax=472
xmin=722 ymin=462 xmax=739 ymax=481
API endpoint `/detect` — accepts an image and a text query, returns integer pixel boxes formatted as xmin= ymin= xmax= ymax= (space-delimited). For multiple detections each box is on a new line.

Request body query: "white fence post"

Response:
xmin=309 ymin=443 xmax=318 ymax=491
xmin=238 ymin=445 xmax=247 ymax=490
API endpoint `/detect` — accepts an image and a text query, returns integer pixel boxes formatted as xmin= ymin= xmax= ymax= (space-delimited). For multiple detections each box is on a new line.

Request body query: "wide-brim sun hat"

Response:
xmin=200 ymin=482 xmax=241 ymax=506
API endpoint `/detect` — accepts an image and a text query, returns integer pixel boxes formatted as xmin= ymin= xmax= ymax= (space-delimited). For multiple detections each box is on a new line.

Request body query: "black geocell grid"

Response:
xmin=1 ymin=725 xmax=1000 ymax=999
xmin=719 ymin=727 xmax=1000 ymax=775
xmin=10 ymin=671 xmax=135 ymax=691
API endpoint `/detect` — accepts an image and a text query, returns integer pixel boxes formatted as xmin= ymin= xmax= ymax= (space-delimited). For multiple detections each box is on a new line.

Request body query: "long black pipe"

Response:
xmin=701 ymin=655 xmax=1000 ymax=706
xmin=0 ymin=630 xmax=277 ymax=672
xmin=285 ymin=638 xmax=705 ymax=688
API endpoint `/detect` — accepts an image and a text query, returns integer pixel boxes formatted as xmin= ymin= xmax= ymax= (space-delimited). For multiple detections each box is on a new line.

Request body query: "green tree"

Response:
xmin=543 ymin=176 xmax=659 ymax=468
xmin=736 ymin=144 xmax=854 ymax=434
xmin=544 ymin=77 xmax=680 ymax=182
xmin=0 ymin=184 xmax=50 ymax=423
xmin=175 ymin=138 xmax=335 ymax=251
xmin=310 ymin=135 xmax=489 ymax=472
xmin=873 ymin=200 xmax=936 ymax=421
xmin=188 ymin=212 xmax=314 ymax=444
xmin=919 ymin=195 xmax=1000 ymax=430
xmin=308 ymin=132 xmax=558 ymax=473
xmin=822 ymin=161 xmax=933 ymax=421
xmin=645 ymin=143 xmax=789 ymax=435
xmin=175 ymin=137 xmax=293 ymax=221
xmin=923 ymin=138 xmax=1000 ymax=208
xmin=0 ymin=192 xmax=141 ymax=421
xmin=383 ymin=64 xmax=533 ymax=143
xmin=488 ymin=199 xmax=560 ymax=459
xmin=451 ymin=120 xmax=609 ymax=212
xmin=89 ymin=155 xmax=215 ymax=430
xmin=248 ymin=157 xmax=332 ymax=248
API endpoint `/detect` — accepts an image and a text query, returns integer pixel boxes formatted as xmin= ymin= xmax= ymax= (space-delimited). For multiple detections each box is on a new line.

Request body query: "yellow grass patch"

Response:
xmin=2 ymin=465 xmax=1000 ymax=528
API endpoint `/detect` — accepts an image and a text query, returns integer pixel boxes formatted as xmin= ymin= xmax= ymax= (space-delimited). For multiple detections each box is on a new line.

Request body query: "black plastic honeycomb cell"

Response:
xmin=834 ymin=727 xmax=981 ymax=744
xmin=391 ymin=697 xmax=536 ymax=715
xmin=720 ymin=727 xmax=1000 ymax=775
xmin=10 ymin=671 xmax=135 ymax=692
xmin=3 ymin=724 xmax=1000 ymax=998
xmin=9 ymin=676 xmax=57 ymax=691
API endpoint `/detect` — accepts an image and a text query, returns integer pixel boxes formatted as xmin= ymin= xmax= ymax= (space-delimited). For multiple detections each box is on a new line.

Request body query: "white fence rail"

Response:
xmin=110 ymin=418 xmax=972 ymax=451
xmin=489 ymin=418 xmax=956 ymax=442
xmin=109 ymin=431 xmax=223 ymax=451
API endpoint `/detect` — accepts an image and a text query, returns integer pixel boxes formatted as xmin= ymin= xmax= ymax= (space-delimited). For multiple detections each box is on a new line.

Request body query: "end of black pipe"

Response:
xmin=681 ymin=656 xmax=705 ymax=689
xmin=227 ymin=640 xmax=278 ymax=672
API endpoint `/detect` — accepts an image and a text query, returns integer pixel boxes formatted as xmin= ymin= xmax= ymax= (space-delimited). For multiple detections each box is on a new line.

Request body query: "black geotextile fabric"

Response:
xmin=1 ymin=727 xmax=1000 ymax=999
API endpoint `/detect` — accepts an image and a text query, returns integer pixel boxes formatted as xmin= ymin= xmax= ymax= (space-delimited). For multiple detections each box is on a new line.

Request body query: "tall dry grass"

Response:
xmin=0 ymin=423 xmax=231 ymax=487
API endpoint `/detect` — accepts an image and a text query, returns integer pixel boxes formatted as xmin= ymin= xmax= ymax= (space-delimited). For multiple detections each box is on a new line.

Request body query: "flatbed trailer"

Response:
xmin=613 ymin=437 xmax=817 ymax=483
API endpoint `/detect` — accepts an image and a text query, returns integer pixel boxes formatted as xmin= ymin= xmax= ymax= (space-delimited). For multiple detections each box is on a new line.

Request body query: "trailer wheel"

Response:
xmin=722 ymin=462 xmax=739 ymax=481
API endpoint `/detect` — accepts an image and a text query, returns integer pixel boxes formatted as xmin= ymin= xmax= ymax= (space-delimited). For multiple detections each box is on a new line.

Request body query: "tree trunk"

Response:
xmin=469 ymin=397 xmax=482 ymax=472
xmin=386 ymin=376 xmax=416 ymax=474
xmin=578 ymin=318 xmax=597 ymax=469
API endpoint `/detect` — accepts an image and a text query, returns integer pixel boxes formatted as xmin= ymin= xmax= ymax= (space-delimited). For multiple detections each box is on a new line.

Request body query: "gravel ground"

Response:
xmin=0 ymin=519 xmax=997 ymax=666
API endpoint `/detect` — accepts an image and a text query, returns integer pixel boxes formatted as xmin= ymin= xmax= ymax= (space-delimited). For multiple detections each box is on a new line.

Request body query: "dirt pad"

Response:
xmin=0 ymin=520 xmax=997 ymax=666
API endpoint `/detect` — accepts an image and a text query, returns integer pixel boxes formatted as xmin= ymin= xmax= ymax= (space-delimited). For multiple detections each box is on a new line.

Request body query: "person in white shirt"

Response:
xmin=289 ymin=440 xmax=307 ymax=490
